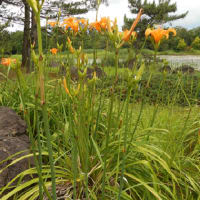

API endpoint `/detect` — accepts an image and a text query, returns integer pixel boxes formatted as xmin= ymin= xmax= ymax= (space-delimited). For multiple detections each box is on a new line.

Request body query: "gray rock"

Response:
xmin=0 ymin=107 xmax=27 ymax=138
xmin=0 ymin=107 xmax=33 ymax=190
xmin=86 ymin=66 xmax=106 ymax=80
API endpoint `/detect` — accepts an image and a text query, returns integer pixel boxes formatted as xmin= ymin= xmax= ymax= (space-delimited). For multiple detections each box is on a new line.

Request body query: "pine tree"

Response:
xmin=124 ymin=0 xmax=188 ymax=41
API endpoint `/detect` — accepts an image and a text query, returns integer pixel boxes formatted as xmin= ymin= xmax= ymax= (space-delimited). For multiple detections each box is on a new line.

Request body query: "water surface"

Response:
xmin=158 ymin=55 xmax=200 ymax=69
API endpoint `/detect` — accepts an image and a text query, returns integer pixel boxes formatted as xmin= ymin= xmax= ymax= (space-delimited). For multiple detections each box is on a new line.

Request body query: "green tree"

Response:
xmin=10 ymin=31 xmax=24 ymax=54
xmin=176 ymin=38 xmax=187 ymax=51
xmin=0 ymin=30 xmax=11 ymax=55
xmin=175 ymin=27 xmax=191 ymax=45
xmin=191 ymin=36 xmax=200 ymax=50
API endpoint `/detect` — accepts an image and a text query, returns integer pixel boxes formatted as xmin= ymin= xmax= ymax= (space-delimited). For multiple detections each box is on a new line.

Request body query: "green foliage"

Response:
xmin=103 ymin=70 xmax=200 ymax=106
xmin=1 ymin=68 xmax=200 ymax=199
xmin=1 ymin=2 xmax=200 ymax=198
xmin=176 ymin=38 xmax=187 ymax=51
xmin=191 ymin=36 xmax=200 ymax=50
xmin=43 ymin=0 xmax=90 ymax=18
xmin=0 ymin=22 xmax=11 ymax=54
xmin=10 ymin=31 xmax=24 ymax=54
xmin=0 ymin=31 xmax=23 ymax=55
xmin=175 ymin=27 xmax=191 ymax=45
xmin=140 ymin=72 xmax=200 ymax=106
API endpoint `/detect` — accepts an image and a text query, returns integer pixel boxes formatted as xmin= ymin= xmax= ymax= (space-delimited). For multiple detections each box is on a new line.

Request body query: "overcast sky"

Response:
xmin=6 ymin=0 xmax=200 ymax=31
xmin=83 ymin=0 xmax=200 ymax=30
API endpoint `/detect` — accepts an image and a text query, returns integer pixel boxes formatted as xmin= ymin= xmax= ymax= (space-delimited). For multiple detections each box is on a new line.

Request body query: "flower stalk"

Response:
xmin=26 ymin=0 xmax=57 ymax=199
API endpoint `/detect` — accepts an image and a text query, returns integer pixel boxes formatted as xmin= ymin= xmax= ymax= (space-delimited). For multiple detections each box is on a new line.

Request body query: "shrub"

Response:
xmin=191 ymin=36 xmax=200 ymax=50
xmin=102 ymin=71 xmax=200 ymax=106
xmin=176 ymin=38 xmax=187 ymax=51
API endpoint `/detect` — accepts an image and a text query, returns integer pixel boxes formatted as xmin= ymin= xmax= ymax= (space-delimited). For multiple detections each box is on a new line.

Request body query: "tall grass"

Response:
xmin=1 ymin=63 xmax=200 ymax=199
xmin=0 ymin=2 xmax=200 ymax=200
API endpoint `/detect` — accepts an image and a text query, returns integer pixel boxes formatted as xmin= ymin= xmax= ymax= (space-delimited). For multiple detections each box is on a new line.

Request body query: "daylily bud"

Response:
xmin=74 ymin=84 xmax=80 ymax=96
xmin=27 ymin=0 xmax=38 ymax=14
xmin=107 ymin=17 xmax=112 ymax=33
xmin=31 ymin=49 xmax=38 ymax=64
xmin=97 ymin=0 xmax=101 ymax=5
xmin=63 ymin=78 xmax=71 ymax=97
xmin=85 ymin=54 xmax=88 ymax=65
xmin=88 ymin=71 xmax=98 ymax=85
xmin=67 ymin=37 xmax=75 ymax=54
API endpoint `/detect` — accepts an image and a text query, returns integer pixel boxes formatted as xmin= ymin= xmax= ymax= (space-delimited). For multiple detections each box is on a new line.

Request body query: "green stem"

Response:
xmin=147 ymin=47 xmax=158 ymax=88
xmin=102 ymin=87 xmax=114 ymax=198
xmin=102 ymin=46 xmax=119 ymax=198
xmin=36 ymin=12 xmax=57 ymax=200
xmin=16 ymin=67 xmax=50 ymax=199
xmin=154 ymin=47 xmax=158 ymax=64
xmin=118 ymin=88 xmax=131 ymax=200
xmin=115 ymin=48 xmax=119 ymax=81
xmin=68 ymin=100 xmax=77 ymax=199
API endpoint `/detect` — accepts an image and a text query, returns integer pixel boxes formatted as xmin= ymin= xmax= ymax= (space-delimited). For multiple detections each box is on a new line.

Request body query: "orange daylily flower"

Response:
xmin=63 ymin=17 xmax=76 ymax=23
xmin=78 ymin=18 xmax=88 ymax=26
xmin=50 ymin=48 xmax=58 ymax=55
xmin=70 ymin=21 xmax=79 ymax=32
xmin=62 ymin=17 xmax=79 ymax=33
xmin=145 ymin=27 xmax=176 ymax=45
xmin=78 ymin=19 xmax=88 ymax=31
xmin=168 ymin=28 xmax=176 ymax=37
xmin=99 ymin=17 xmax=108 ymax=30
xmin=1 ymin=58 xmax=16 ymax=66
xmin=90 ymin=17 xmax=110 ymax=32
xmin=48 ymin=21 xmax=57 ymax=27
xmin=90 ymin=21 xmax=101 ymax=32
xmin=122 ymin=30 xmax=136 ymax=41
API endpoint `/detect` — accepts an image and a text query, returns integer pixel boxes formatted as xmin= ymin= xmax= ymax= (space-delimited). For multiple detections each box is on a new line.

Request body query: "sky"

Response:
xmin=5 ymin=0 xmax=200 ymax=31
xmin=83 ymin=0 xmax=200 ymax=30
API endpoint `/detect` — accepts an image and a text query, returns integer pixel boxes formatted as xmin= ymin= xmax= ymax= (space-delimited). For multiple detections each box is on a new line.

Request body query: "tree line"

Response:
xmin=1 ymin=25 xmax=199 ymax=54
xmin=0 ymin=0 xmax=200 ymax=69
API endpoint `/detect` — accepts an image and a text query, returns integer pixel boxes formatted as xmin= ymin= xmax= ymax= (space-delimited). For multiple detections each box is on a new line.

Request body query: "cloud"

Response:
xmin=84 ymin=0 xmax=132 ymax=30
xmin=170 ymin=0 xmax=200 ymax=29
xmin=84 ymin=0 xmax=200 ymax=30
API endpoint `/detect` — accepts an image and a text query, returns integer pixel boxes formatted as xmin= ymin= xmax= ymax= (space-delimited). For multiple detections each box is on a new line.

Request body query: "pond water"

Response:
xmin=75 ymin=55 xmax=200 ymax=71
xmin=158 ymin=55 xmax=200 ymax=70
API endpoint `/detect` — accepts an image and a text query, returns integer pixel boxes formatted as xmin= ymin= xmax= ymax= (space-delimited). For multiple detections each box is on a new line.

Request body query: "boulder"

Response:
xmin=0 ymin=107 xmax=32 ymax=189
xmin=173 ymin=65 xmax=195 ymax=74
xmin=60 ymin=66 xmax=106 ymax=81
